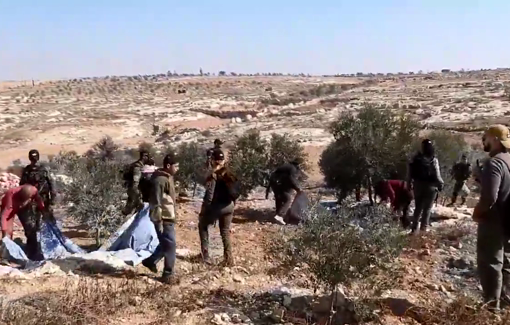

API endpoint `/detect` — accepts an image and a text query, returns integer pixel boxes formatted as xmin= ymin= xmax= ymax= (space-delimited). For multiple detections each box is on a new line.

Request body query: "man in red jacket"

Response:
xmin=374 ymin=179 xmax=414 ymax=229
xmin=0 ymin=184 xmax=46 ymax=260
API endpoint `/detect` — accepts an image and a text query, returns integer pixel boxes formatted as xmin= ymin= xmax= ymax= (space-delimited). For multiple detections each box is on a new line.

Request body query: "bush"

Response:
xmin=59 ymin=155 xmax=125 ymax=247
xmin=320 ymin=105 xmax=421 ymax=202
xmin=174 ymin=142 xmax=207 ymax=193
xmin=274 ymin=204 xmax=407 ymax=317
xmin=228 ymin=130 xmax=309 ymax=198
xmin=85 ymin=135 xmax=120 ymax=161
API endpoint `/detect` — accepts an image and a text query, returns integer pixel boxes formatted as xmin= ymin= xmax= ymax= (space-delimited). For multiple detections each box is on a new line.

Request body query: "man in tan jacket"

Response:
xmin=141 ymin=153 xmax=179 ymax=284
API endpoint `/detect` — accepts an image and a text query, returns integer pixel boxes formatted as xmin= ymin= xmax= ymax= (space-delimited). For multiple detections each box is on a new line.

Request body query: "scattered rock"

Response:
xmin=233 ymin=274 xmax=245 ymax=284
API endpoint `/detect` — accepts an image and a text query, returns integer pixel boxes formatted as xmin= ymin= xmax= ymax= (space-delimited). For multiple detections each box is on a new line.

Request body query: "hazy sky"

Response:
xmin=1 ymin=0 xmax=508 ymax=80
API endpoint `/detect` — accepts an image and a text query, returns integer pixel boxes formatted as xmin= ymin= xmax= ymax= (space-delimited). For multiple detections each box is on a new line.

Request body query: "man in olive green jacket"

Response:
xmin=141 ymin=153 xmax=179 ymax=284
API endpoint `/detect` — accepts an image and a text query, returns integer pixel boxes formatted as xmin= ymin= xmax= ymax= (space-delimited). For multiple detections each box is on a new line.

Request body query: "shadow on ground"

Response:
xmin=233 ymin=207 xmax=279 ymax=224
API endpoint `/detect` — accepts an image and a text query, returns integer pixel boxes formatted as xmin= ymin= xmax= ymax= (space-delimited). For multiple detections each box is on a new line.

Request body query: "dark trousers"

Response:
xmin=17 ymin=206 xmax=43 ymax=261
xmin=274 ymin=189 xmax=292 ymax=217
xmin=199 ymin=203 xmax=234 ymax=263
xmin=412 ymin=182 xmax=437 ymax=231
xmin=143 ymin=221 xmax=176 ymax=275
xmin=477 ymin=217 xmax=510 ymax=310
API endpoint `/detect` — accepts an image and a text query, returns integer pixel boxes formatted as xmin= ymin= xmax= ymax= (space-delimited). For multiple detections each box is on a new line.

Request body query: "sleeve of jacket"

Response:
xmin=19 ymin=167 xmax=29 ymax=186
xmin=44 ymin=167 xmax=57 ymax=200
xmin=289 ymin=168 xmax=301 ymax=192
xmin=132 ymin=165 xmax=142 ymax=191
xmin=477 ymin=159 xmax=504 ymax=215
xmin=203 ymin=175 xmax=216 ymax=207
xmin=161 ymin=178 xmax=176 ymax=220
xmin=433 ymin=158 xmax=444 ymax=185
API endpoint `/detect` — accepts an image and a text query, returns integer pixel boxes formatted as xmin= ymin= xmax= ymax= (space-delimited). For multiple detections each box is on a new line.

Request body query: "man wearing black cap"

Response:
xmin=199 ymin=149 xmax=239 ymax=266
xmin=266 ymin=158 xmax=303 ymax=225
xmin=122 ymin=150 xmax=150 ymax=216
xmin=205 ymin=139 xmax=224 ymax=168
xmin=20 ymin=149 xmax=56 ymax=221
xmin=408 ymin=139 xmax=444 ymax=234
xmin=142 ymin=153 xmax=180 ymax=284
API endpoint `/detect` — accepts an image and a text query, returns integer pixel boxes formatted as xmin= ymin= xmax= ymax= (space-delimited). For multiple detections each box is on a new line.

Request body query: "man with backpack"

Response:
xmin=448 ymin=154 xmax=472 ymax=206
xmin=141 ymin=153 xmax=180 ymax=284
xmin=472 ymin=125 xmax=510 ymax=312
xmin=199 ymin=149 xmax=240 ymax=266
xmin=408 ymin=139 xmax=444 ymax=234
xmin=266 ymin=158 xmax=303 ymax=225
xmin=122 ymin=150 xmax=150 ymax=216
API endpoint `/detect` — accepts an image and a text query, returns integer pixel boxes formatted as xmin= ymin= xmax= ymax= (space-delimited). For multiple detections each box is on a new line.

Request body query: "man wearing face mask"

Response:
xmin=199 ymin=149 xmax=240 ymax=266
xmin=0 ymin=185 xmax=46 ymax=260
xmin=472 ymin=125 xmax=510 ymax=313
xmin=407 ymin=139 xmax=444 ymax=234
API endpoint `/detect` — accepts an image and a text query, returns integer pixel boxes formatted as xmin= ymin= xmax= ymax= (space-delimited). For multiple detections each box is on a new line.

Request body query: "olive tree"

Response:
xmin=320 ymin=104 xmax=421 ymax=203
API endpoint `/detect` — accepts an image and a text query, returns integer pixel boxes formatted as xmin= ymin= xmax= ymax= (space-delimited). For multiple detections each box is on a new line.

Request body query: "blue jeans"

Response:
xmin=143 ymin=221 xmax=176 ymax=275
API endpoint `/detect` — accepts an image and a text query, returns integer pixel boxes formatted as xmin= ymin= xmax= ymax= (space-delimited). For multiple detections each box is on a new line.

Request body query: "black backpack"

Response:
xmin=121 ymin=164 xmax=134 ymax=187
xmin=228 ymin=179 xmax=241 ymax=201
xmin=409 ymin=154 xmax=436 ymax=182
xmin=139 ymin=172 xmax=153 ymax=203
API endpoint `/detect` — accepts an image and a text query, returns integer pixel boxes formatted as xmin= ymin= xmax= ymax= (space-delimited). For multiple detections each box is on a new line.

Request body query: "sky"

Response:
xmin=0 ymin=0 xmax=508 ymax=80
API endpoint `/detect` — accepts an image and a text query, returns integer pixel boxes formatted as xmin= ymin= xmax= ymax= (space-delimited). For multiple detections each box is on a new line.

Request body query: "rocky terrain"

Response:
xmin=1 ymin=71 xmax=510 ymax=324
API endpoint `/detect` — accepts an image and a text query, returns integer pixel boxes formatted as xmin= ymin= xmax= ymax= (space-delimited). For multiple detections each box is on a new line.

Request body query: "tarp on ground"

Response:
xmin=1 ymin=219 xmax=86 ymax=265
xmin=1 ymin=203 xmax=159 ymax=267
xmin=100 ymin=203 xmax=159 ymax=266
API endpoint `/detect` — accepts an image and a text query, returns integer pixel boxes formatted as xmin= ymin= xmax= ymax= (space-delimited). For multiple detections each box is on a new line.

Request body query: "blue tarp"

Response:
xmin=1 ymin=203 xmax=159 ymax=267
xmin=102 ymin=203 xmax=159 ymax=266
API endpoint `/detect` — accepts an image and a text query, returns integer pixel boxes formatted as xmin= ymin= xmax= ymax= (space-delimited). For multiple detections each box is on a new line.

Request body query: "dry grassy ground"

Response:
xmin=2 ymin=71 xmax=510 ymax=324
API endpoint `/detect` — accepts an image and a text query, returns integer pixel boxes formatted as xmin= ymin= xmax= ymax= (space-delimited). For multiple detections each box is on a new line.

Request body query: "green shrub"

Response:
xmin=228 ymin=130 xmax=308 ymax=198
xmin=174 ymin=142 xmax=207 ymax=193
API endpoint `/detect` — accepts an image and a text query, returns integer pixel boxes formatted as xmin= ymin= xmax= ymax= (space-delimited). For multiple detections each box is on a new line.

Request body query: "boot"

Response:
xmin=160 ymin=271 xmax=180 ymax=285
xmin=447 ymin=196 xmax=457 ymax=207
xmin=201 ymin=247 xmax=212 ymax=265
xmin=460 ymin=197 xmax=466 ymax=206
xmin=221 ymin=251 xmax=234 ymax=267
xmin=142 ymin=259 xmax=158 ymax=273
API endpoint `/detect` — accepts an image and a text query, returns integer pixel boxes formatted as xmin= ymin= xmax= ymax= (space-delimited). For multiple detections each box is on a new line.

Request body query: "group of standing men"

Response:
xmin=375 ymin=139 xmax=473 ymax=234
xmin=122 ymin=139 xmax=240 ymax=284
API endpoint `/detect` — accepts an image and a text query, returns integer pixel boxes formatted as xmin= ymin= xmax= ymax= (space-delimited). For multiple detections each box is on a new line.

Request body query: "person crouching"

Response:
xmin=374 ymin=179 xmax=413 ymax=229
xmin=0 ymin=184 xmax=47 ymax=260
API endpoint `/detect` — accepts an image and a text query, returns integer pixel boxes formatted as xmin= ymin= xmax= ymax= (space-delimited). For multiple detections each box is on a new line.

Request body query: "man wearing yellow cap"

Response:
xmin=473 ymin=124 xmax=510 ymax=312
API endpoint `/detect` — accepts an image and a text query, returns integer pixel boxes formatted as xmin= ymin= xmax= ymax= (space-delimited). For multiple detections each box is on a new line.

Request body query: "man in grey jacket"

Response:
xmin=408 ymin=139 xmax=444 ymax=234
xmin=473 ymin=124 xmax=510 ymax=312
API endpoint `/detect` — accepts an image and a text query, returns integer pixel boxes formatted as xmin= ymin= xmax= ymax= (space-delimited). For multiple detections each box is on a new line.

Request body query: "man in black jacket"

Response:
xmin=266 ymin=158 xmax=303 ymax=225
xmin=199 ymin=149 xmax=239 ymax=266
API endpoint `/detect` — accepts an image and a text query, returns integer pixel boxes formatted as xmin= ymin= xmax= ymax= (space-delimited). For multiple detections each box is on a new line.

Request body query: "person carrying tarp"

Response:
xmin=0 ymin=184 xmax=47 ymax=260
xmin=199 ymin=149 xmax=240 ymax=266
xmin=141 ymin=153 xmax=180 ymax=284
xmin=266 ymin=158 xmax=303 ymax=225
xmin=448 ymin=153 xmax=472 ymax=206
xmin=122 ymin=150 xmax=150 ymax=215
